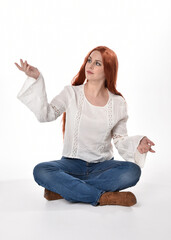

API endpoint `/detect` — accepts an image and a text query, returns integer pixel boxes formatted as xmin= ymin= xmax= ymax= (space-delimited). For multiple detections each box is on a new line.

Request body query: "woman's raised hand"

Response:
xmin=14 ymin=59 xmax=40 ymax=80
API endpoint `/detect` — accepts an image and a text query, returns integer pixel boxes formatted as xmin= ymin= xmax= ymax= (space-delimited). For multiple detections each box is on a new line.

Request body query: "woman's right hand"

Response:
xmin=14 ymin=59 xmax=40 ymax=80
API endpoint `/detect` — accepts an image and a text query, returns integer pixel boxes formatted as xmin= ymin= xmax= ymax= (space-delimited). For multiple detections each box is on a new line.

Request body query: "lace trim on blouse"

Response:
xmin=50 ymin=104 xmax=63 ymax=118
xmin=71 ymin=90 xmax=84 ymax=157
xmin=98 ymin=97 xmax=113 ymax=154
xmin=112 ymin=133 xmax=128 ymax=143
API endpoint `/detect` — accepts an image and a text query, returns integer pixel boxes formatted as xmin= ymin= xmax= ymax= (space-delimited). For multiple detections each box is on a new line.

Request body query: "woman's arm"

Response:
xmin=15 ymin=59 xmax=73 ymax=122
xmin=111 ymin=100 xmax=153 ymax=168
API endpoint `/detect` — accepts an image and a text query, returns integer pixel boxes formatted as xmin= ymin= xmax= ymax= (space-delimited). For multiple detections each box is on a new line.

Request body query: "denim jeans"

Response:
xmin=33 ymin=156 xmax=141 ymax=206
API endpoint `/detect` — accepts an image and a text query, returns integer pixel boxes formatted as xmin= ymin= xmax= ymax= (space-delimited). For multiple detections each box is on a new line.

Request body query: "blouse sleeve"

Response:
xmin=17 ymin=71 xmax=73 ymax=122
xmin=111 ymin=99 xmax=147 ymax=168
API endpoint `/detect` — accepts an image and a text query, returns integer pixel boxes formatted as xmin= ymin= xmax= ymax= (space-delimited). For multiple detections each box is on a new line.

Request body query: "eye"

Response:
xmin=87 ymin=58 xmax=101 ymax=66
xmin=96 ymin=61 xmax=101 ymax=66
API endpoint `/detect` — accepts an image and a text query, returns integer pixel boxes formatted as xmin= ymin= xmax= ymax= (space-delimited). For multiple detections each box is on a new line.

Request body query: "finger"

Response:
xmin=20 ymin=59 xmax=24 ymax=67
xmin=147 ymin=139 xmax=155 ymax=145
xmin=24 ymin=60 xmax=28 ymax=72
xmin=147 ymin=146 xmax=151 ymax=151
xmin=23 ymin=60 xmax=26 ymax=71
xmin=149 ymin=149 xmax=155 ymax=153
xmin=143 ymin=145 xmax=151 ymax=151
xmin=145 ymin=142 xmax=154 ymax=148
xmin=25 ymin=61 xmax=31 ymax=72
xmin=148 ymin=141 xmax=155 ymax=146
xmin=14 ymin=62 xmax=23 ymax=71
xmin=26 ymin=65 xmax=30 ymax=73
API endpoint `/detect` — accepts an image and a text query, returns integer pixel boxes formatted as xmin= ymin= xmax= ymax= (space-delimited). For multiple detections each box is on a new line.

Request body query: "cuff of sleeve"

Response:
xmin=134 ymin=148 xmax=147 ymax=168
xmin=17 ymin=70 xmax=42 ymax=99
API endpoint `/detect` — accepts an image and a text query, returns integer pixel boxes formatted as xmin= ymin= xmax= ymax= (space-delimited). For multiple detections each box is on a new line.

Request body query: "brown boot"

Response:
xmin=44 ymin=188 xmax=63 ymax=201
xmin=98 ymin=191 xmax=137 ymax=207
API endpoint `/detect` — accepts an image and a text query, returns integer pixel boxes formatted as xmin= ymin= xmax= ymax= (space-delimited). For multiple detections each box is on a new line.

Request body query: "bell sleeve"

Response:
xmin=111 ymin=99 xmax=147 ymax=168
xmin=17 ymin=71 xmax=73 ymax=122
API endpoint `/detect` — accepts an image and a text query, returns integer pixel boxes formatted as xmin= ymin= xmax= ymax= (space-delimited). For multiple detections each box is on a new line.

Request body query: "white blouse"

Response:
xmin=17 ymin=71 xmax=147 ymax=168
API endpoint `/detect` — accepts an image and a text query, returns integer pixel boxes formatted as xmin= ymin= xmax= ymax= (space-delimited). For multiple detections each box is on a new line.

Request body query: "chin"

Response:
xmin=86 ymin=75 xmax=94 ymax=81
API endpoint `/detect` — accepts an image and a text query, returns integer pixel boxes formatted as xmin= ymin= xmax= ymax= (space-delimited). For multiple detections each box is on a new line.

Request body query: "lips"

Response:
xmin=87 ymin=70 xmax=94 ymax=74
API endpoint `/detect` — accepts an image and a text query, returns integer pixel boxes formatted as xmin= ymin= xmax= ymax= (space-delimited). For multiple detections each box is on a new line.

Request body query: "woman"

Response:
xmin=15 ymin=46 xmax=155 ymax=207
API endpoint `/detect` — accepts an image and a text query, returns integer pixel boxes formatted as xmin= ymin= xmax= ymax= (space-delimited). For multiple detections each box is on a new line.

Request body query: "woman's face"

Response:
xmin=85 ymin=50 xmax=105 ymax=83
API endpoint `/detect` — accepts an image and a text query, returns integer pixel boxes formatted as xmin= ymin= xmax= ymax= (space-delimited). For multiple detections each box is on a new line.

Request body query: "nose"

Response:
xmin=90 ymin=62 xmax=95 ymax=69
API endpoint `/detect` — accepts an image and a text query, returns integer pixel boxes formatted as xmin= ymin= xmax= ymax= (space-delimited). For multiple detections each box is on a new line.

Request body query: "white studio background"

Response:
xmin=0 ymin=0 xmax=170 ymax=182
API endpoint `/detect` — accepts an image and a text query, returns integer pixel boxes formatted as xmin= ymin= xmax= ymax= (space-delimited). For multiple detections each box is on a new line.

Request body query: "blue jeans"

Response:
xmin=33 ymin=156 xmax=141 ymax=206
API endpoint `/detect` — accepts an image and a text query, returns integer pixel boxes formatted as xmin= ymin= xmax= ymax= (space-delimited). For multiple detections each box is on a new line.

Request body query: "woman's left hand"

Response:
xmin=137 ymin=136 xmax=155 ymax=154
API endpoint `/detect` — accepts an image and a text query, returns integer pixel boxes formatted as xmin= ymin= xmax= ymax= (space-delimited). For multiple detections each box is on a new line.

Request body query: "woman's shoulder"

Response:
xmin=109 ymin=92 xmax=128 ymax=116
xmin=110 ymin=91 xmax=127 ymax=105
xmin=64 ymin=83 xmax=83 ymax=89
xmin=64 ymin=83 xmax=83 ymax=93
xmin=60 ymin=84 xmax=83 ymax=99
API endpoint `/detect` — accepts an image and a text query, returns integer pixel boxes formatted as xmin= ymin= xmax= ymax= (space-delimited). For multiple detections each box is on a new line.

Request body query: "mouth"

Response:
xmin=87 ymin=70 xmax=94 ymax=74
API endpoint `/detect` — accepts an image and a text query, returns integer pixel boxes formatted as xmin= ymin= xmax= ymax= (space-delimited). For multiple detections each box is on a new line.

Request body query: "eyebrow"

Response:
xmin=88 ymin=56 xmax=102 ymax=62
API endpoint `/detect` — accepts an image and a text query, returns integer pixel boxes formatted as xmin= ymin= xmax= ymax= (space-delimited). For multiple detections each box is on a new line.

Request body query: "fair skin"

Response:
xmin=84 ymin=50 xmax=108 ymax=106
xmin=14 ymin=55 xmax=155 ymax=154
xmin=14 ymin=59 xmax=40 ymax=80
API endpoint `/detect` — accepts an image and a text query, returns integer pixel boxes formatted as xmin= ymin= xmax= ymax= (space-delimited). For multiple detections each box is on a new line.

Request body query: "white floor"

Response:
xmin=0 ymin=177 xmax=170 ymax=240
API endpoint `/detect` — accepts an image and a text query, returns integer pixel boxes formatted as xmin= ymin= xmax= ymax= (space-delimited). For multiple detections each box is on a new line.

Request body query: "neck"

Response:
xmin=85 ymin=80 xmax=106 ymax=98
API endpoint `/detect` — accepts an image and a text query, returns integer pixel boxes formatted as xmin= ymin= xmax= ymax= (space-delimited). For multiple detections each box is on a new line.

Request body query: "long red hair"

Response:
xmin=61 ymin=46 xmax=124 ymax=140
